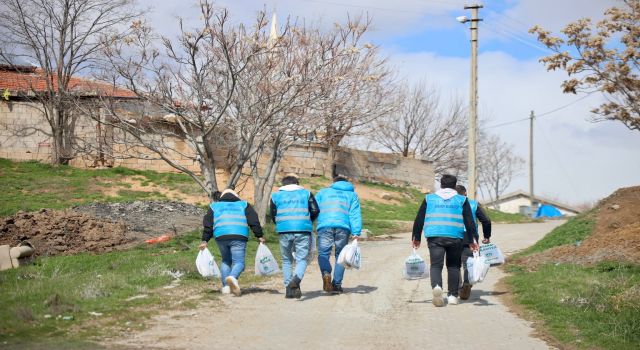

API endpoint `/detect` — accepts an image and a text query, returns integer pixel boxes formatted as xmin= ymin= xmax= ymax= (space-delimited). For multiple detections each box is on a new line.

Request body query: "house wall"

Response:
xmin=1 ymin=100 xmax=435 ymax=189
xmin=485 ymin=195 xmax=577 ymax=216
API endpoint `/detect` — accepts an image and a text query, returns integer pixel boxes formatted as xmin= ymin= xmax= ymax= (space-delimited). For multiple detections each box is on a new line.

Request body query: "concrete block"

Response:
xmin=0 ymin=245 xmax=13 ymax=271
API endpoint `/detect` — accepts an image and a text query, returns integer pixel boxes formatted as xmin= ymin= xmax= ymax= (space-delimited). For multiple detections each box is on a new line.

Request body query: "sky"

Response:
xmin=139 ymin=0 xmax=640 ymax=206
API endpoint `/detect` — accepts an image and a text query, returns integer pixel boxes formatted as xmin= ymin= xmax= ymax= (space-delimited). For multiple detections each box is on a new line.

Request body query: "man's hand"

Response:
xmin=198 ymin=241 xmax=207 ymax=250
xmin=352 ymin=236 xmax=359 ymax=241
xmin=470 ymin=242 xmax=479 ymax=252
xmin=482 ymin=238 xmax=490 ymax=244
xmin=412 ymin=240 xmax=421 ymax=249
xmin=258 ymin=237 xmax=266 ymax=244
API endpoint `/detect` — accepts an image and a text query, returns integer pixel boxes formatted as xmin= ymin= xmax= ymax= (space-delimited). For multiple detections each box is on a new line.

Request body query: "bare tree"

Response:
xmin=0 ymin=0 xmax=141 ymax=165
xmin=530 ymin=0 xmax=640 ymax=131
xmin=247 ymin=17 xmax=391 ymax=222
xmin=95 ymin=2 xmax=272 ymax=199
xmin=314 ymin=18 xmax=396 ymax=177
xmin=477 ymin=133 xmax=525 ymax=204
xmin=373 ymin=81 xmax=468 ymax=178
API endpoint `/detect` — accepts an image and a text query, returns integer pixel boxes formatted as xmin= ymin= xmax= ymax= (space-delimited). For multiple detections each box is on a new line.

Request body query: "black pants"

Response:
xmin=461 ymin=245 xmax=474 ymax=284
xmin=428 ymin=236 xmax=463 ymax=296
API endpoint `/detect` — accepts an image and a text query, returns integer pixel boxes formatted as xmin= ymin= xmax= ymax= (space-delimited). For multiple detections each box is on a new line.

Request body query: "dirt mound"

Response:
xmin=0 ymin=209 xmax=129 ymax=256
xmin=73 ymin=201 xmax=205 ymax=239
xmin=523 ymin=186 xmax=640 ymax=266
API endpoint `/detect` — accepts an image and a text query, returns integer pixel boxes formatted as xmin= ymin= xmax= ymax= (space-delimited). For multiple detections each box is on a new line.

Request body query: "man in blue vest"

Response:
xmin=412 ymin=175 xmax=478 ymax=307
xmin=315 ymin=175 xmax=362 ymax=294
xmin=199 ymin=189 xmax=264 ymax=297
xmin=270 ymin=174 xmax=320 ymax=299
xmin=456 ymin=184 xmax=492 ymax=300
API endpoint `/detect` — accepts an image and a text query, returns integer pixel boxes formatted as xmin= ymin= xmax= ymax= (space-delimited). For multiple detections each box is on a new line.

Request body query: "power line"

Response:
xmin=484 ymin=92 xmax=597 ymax=129
xmin=301 ymin=0 xmax=445 ymax=15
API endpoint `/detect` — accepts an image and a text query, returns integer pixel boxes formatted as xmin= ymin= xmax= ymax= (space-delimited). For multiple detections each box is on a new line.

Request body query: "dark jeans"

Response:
xmin=461 ymin=245 xmax=474 ymax=285
xmin=428 ymin=236 xmax=463 ymax=296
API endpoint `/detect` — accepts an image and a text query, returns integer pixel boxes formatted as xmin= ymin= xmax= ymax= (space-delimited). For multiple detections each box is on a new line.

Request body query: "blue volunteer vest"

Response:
xmin=271 ymin=189 xmax=312 ymax=233
xmin=211 ymin=201 xmax=249 ymax=238
xmin=316 ymin=188 xmax=351 ymax=231
xmin=423 ymin=193 xmax=467 ymax=239
xmin=469 ymin=199 xmax=479 ymax=231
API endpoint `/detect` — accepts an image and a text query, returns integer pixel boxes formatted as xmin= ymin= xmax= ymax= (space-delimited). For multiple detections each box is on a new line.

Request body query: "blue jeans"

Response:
xmin=317 ymin=227 xmax=350 ymax=286
xmin=279 ymin=233 xmax=311 ymax=286
xmin=215 ymin=239 xmax=247 ymax=287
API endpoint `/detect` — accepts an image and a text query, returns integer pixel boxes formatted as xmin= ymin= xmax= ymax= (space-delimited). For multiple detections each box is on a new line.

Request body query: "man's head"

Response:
xmin=281 ymin=173 xmax=299 ymax=186
xmin=455 ymin=185 xmax=467 ymax=196
xmin=440 ymin=174 xmax=457 ymax=189
xmin=220 ymin=188 xmax=239 ymax=198
xmin=333 ymin=175 xmax=349 ymax=183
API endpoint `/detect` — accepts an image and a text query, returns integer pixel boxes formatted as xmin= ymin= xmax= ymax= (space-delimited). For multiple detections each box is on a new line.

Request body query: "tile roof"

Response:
xmin=0 ymin=65 xmax=137 ymax=99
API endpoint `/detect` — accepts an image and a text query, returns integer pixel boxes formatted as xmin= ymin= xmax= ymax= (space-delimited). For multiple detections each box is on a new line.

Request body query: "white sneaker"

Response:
xmin=432 ymin=285 xmax=445 ymax=307
xmin=221 ymin=286 xmax=231 ymax=295
xmin=447 ymin=295 xmax=459 ymax=305
xmin=226 ymin=276 xmax=241 ymax=296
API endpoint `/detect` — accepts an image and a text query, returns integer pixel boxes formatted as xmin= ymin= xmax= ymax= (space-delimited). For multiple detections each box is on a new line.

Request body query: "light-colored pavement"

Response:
xmin=114 ymin=221 xmax=564 ymax=350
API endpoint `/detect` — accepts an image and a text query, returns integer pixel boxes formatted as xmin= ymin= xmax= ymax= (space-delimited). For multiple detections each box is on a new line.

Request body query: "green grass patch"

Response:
xmin=0 ymin=158 xmax=204 ymax=216
xmin=506 ymin=262 xmax=640 ymax=349
xmin=485 ymin=208 xmax=536 ymax=224
xmin=0 ymin=228 xmax=281 ymax=345
xmin=515 ymin=212 xmax=595 ymax=258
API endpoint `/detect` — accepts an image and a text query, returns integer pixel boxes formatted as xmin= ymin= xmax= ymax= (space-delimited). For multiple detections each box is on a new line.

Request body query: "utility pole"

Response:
xmin=529 ymin=110 xmax=535 ymax=208
xmin=463 ymin=3 xmax=483 ymax=199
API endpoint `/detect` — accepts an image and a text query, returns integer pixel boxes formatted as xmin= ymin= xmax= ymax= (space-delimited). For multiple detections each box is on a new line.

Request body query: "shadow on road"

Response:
xmin=242 ymin=287 xmax=281 ymax=295
xmin=299 ymin=285 xmax=378 ymax=301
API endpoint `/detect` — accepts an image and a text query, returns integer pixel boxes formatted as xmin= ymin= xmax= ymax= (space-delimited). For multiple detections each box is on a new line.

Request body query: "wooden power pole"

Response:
xmin=529 ymin=110 xmax=535 ymax=208
xmin=464 ymin=3 xmax=483 ymax=199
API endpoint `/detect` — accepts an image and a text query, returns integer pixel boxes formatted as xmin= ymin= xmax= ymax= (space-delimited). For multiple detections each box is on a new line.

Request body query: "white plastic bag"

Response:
xmin=306 ymin=234 xmax=317 ymax=263
xmin=255 ymin=243 xmax=280 ymax=276
xmin=479 ymin=243 xmax=505 ymax=266
xmin=337 ymin=239 xmax=361 ymax=269
xmin=403 ymin=249 xmax=429 ymax=280
xmin=196 ymin=248 xmax=221 ymax=278
xmin=467 ymin=251 xmax=490 ymax=285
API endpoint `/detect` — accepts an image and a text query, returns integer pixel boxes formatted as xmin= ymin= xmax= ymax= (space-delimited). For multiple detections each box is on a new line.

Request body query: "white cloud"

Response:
xmin=388 ymin=49 xmax=640 ymax=204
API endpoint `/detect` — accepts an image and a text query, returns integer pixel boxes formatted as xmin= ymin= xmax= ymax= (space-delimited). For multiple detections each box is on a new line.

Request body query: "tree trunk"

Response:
xmin=253 ymin=148 xmax=281 ymax=226
xmin=200 ymin=142 xmax=219 ymax=201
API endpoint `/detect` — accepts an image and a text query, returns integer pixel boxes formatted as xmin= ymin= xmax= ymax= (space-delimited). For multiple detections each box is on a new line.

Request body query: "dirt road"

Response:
xmin=115 ymin=221 xmax=563 ymax=350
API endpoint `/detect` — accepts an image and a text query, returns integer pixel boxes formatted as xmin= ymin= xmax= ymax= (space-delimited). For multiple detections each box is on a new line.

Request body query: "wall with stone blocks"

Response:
xmin=1 ymin=101 xmax=434 ymax=189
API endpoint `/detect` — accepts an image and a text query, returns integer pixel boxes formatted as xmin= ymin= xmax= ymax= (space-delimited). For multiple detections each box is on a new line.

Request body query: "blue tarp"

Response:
xmin=535 ymin=204 xmax=563 ymax=218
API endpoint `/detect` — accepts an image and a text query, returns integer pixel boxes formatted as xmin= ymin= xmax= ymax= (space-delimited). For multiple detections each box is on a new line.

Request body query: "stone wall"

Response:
xmin=1 ymin=100 xmax=435 ymax=189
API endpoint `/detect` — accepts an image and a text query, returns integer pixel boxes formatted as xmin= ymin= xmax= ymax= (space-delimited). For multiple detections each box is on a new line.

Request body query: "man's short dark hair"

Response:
xmin=440 ymin=174 xmax=457 ymax=189
xmin=333 ymin=175 xmax=349 ymax=182
xmin=282 ymin=175 xmax=299 ymax=186
xmin=455 ymin=185 xmax=467 ymax=196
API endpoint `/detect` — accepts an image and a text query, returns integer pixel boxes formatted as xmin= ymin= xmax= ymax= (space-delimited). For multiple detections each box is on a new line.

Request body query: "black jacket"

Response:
xmin=475 ymin=205 xmax=492 ymax=240
xmin=202 ymin=192 xmax=263 ymax=242
xmin=411 ymin=196 xmax=477 ymax=244
xmin=270 ymin=191 xmax=320 ymax=234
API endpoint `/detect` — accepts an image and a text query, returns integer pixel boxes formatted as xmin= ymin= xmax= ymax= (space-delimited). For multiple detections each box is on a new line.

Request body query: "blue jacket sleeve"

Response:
xmin=349 ymin=192 xmax=362 ymax=236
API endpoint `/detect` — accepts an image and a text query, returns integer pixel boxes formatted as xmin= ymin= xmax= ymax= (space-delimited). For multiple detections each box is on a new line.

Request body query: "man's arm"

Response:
xmin=202 ymin=207 xmax=213 ymax=242
xmin=349 ymin=193 xmax=362 ymax=236
xmin=475 ymin=205 xmax=492 ymax=240
xmin=412 ymin=199 xmax=427 ymax=243
xmin=308 ymin=193 xmax=320 ymax=222
xmin=245 ymin=204 xmax=264 ymax=238
xmin=270 ymin=199 xmax=277 ymax=224
xmin=462 ymin=199 xmax=478 ymax=245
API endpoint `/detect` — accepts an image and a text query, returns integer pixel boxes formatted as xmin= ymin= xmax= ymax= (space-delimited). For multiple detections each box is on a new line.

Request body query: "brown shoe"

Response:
xmin=459 ymin=282 xmax=472 ymax=300
xmin=322 ymin=273 xmax=334 ymax=293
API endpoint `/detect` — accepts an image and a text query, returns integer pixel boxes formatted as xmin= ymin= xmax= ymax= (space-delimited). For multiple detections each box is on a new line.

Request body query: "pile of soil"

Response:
xmin=522 ymin=186 xmax=640 ymax=267
xmin=0 ymin=201 xmax=206 ymax=257
xmin=73 ymin=201 xmax=205 ymax=239
xmin=0 ymin=209 xmax=129 ymax=256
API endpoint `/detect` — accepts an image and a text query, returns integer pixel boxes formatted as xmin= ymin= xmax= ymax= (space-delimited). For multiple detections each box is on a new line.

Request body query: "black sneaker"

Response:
xmin=285 ymin=286 xmax=294 ymax=299
xmin=459 ymin=282 xmax=472 ymax=300
xmin=288 ymin=276 xmax=302 ymax=299
xmin=331 ymin=283 xmax=343 ymax=294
